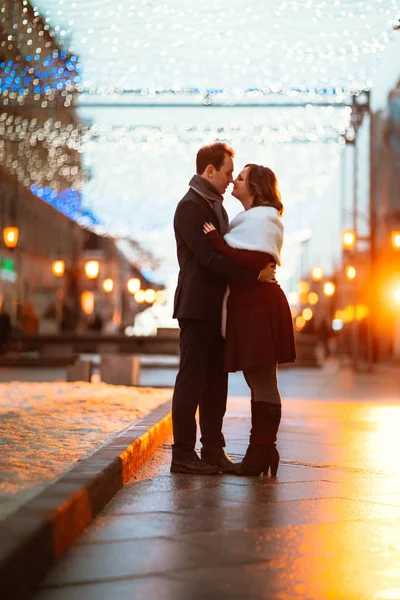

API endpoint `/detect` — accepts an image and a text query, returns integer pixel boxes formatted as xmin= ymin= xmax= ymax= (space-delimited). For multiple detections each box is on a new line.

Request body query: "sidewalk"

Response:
xmin=32 ymin=391 xmax=400 ymax=600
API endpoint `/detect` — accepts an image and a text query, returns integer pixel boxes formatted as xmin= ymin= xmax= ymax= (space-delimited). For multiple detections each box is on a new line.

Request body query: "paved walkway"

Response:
xmin=32 ymin=382 xmax=400 ymax=600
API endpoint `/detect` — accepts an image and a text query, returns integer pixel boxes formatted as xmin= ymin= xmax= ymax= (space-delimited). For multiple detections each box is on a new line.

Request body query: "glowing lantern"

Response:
xmin=308 ymin=292 xmax=319 ymax=305
xmin=345 ymin=265 xmax=357 ymax=281
xmin=144 ymin=289 xmax=156 ymax=303
xmin=323 ymin=282 xmax=336 ymax=296
xmin=102 ymin=278 xmax=114 ymax=293
xmin=134 ymin=289 xmax=145 ymax=303
xmin=391 ymin=231 xmax=400 ymax=250
xmin=127 ymin=278 xmax=141 ymax=294
xmin=85 ymin=260 xmax=100 ymax=279
xmin=81 ymin=291 xmax=94 ymax=315
xmin=298 ymin=280 xmax=310 ymax=294
xmin=3 ymin=227 xmax=19 ymax=249
xmin=311 ymin=267 xmax=323 ymax=282
xmin=342 ymin=230 xmax=356 ymax=250
xmin=52 ymin=260 xmax=65 ymax=277
xmin=302 ymin=308 xmax=313 ymax=321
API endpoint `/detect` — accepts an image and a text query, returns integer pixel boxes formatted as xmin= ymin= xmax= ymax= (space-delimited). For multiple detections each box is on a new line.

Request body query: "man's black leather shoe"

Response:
xmin=170 ymin=454 xmax=220 ymax=475
xmin=201 ymin=448 xmax=237 ymax=473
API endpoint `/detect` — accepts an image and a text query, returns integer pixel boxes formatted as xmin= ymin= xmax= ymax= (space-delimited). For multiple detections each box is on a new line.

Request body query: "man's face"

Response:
xmin=211 ymin=154 xmax=234 ymax=195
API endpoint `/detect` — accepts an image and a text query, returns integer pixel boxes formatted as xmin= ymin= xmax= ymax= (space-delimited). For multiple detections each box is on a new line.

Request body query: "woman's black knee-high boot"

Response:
xmin=235 ymin=402 xmax=281 ymax=476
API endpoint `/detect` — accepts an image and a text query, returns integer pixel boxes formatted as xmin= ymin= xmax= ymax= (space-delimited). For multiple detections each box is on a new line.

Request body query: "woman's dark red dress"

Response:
xmin=207 ymin=229 xmax=296 ymax=373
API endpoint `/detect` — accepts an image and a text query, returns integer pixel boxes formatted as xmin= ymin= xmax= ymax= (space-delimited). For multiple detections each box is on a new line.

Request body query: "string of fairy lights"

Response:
xmin=30 ymin=0 xmax=398 ymax=93
xmin=0 ymin=0 xmax=398 ymax=233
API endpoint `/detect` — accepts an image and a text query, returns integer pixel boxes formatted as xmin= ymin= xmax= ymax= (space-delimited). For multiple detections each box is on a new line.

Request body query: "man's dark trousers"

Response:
xmin=172 ymin=318 xmax=228 ymax=457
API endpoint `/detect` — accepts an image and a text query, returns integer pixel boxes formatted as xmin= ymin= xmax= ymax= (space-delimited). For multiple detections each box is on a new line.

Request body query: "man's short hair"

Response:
xmin=196 ymin=142 xmax=235 ymax=175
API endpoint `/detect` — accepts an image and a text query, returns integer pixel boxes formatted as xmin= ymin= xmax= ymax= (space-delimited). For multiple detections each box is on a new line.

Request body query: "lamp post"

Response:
xmin=52 ymin=260 xmax=65 ymax=332
xmin=3 ymin=225 xmax=21 ymax=323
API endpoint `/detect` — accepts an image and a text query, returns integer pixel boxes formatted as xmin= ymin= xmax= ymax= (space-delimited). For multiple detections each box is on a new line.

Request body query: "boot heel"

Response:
xmin=264 ymin=447 xmax=280 ymax=477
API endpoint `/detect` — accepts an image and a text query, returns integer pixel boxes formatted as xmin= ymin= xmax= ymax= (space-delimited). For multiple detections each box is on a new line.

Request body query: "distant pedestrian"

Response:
xmin=0 ymin=307 xmax=12 ymax=353
xmin=318 ymin=318 xmax=332 ymax=358
xmin=20 ymin=303 xmax=39 ymax=335
xmin=88 ymin=313 xmax=103 ymax=332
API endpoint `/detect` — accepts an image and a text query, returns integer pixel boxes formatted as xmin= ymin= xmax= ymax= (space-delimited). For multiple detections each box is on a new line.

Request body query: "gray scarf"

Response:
xmin=189 ymin=174 xmax=229 ymax=235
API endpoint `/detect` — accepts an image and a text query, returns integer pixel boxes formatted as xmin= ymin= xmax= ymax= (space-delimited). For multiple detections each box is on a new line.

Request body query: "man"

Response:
xmin=171 ymin=142 xmax=276 ymax=475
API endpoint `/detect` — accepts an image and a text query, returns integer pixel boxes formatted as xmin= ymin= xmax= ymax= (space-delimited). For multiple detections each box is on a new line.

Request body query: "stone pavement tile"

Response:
xmin=173 ymin=498 xmax=400 ymax=532
xmin=169 ymin=520 xmax=400 ymax=600
xmin=75 ymin=511 xmax=209 ymax=543
xmin=103 ymin=476 xmax=400 ymax=518
xmin=33 ymin=574 xmax=259 ymax=600
xmin=39 ymin=537 xmax=266 ymax=587
xmin=102 ymin=478 xmax=246 ymax=514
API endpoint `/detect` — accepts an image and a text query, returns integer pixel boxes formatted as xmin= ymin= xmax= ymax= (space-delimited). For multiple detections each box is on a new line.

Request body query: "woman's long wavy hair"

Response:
xmin=245 ymin=164 xmax=284 ymax=216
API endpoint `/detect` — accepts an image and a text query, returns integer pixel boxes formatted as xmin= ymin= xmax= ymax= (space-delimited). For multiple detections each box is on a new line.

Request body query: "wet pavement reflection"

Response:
xmin=33 ymin=369 xmax=400 ymax=600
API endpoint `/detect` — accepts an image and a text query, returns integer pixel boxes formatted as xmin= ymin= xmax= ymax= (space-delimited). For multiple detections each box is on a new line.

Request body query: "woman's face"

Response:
xmin=232 ymin=167 xmax=253 ymax=210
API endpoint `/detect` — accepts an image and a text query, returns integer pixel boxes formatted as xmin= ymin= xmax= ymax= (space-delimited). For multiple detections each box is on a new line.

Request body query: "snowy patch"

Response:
xmin=0 ymin=382 xmax=171 ymax=520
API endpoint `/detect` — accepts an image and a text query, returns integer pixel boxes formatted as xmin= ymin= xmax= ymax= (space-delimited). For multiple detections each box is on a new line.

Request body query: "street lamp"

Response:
xmin=345 ymin=265 xmax=357 ymax=281
xmin=134 ymin=289 xmax=145 ymax=303
xmin=127 ymin=278 xmax=141 ymax=294
xmin=311 ymin=267 xmax=324 ymax=282
xmin=52 ymin=260 xmax=65 ymax=277
xmin=308 ymin=292 xmax=319 ymax=305
xmin=155 ymin=290 xmax=166 ymax=303
xmin=102 ymin=278 xmax=114 ymax=293
xmin=144 ymin=289 xmax=156 ymax=303
xmin=298 ymin=280 xmax=310 ymax=294
xmin=391 ymin=231 xmax=400 ymax=250
xmin=85 ymin=260 xmax=100 ymax=280
xmin=3 ymin=226 xmax=19 ymax=249
xmin=342 ymin=230 xmax=356 ymax=250
xmin=323 ymin=282 xmax=336 ymax=297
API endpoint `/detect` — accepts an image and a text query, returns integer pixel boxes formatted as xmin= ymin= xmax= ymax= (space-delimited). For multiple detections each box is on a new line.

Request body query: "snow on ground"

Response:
xmin=0 ymin=382 xmax=172 ymax=520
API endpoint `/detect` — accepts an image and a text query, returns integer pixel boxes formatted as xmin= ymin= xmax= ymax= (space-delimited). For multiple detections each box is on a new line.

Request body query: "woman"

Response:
xmin=203 ymin=164 xmax=296 ymax=477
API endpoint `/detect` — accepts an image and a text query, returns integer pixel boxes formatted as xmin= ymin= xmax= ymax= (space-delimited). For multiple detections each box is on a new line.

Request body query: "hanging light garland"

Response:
xmin=0 ymin=0 xmax=397 ymax=240
xmin=24 ymin=0 xmax=399 ymax=96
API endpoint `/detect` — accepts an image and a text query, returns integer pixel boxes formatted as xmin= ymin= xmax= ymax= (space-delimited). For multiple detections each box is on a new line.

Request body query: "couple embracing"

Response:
xmin=171 ymin=142 xmax=296 ymax=477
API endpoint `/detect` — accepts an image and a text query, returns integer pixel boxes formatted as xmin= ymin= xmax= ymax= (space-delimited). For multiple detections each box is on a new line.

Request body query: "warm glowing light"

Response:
xmin=144 ymin=289 xmax=156 ymax=303
xmin=52 ymin=260 xmax=65 ymax=277
xmin=288 ymin=292 xmax=299 ymax=306
xmin=342 ymin=229 xmax=356 ymax=250
xmin=391 ymin=231 xmax=400 ymax=250
xmin=311 ymin=267 xmax=323 ymax=282
xmin=81 ymin=291 xmax=94 ymax=315
xmin=127 ymin=278 xmax=141 ymax=294
xmin=134 ymin=289 xmax=146 ymax=303
xmin=85 ymin=260 xmax=100 ymax=279
xmin=298 ymin=280 xmax=310 ymax=294
xmin=344 ymin=305 xmax=355 ymax=322
xmin=3 ymin=227 xmax=19 ymax=249
xmin=345 ymin=265 xmax=357 ymax=280
xmin=295 ymin=316 xmax=306 ymax=330
xmin=302 ymin=308 xmax=313 ymax=321
xmin=323 ymin=282 xmax=336 ymax=296
xmin=356 ymin=304 xmax=370 ymax=320
xmin=308 ymin=292 xmax=319 ymax=305
xmin=102 ymin=278 xmax=114 ymax=293
xmin=155 ymin=290 xmax=166 ymax=303
xmin=394 ymin=287 xmax=400 ymax=306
